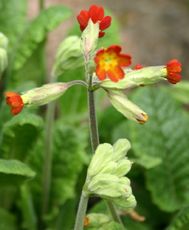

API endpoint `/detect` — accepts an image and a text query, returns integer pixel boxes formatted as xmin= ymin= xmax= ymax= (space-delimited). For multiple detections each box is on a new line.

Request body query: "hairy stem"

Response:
xmin=74 ymin=192 xmax=89 ymax=230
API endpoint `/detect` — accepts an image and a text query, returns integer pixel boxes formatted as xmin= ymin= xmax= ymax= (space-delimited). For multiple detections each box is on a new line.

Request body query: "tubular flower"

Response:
xmin=77 ymin=5 xmax=112 ymax=38
xmin=5 ymin=92 xmax=24 ymax=115
xmin=94 ymin=45 xmax=132 ymax=82
xmin=166 ymin=59 xmax=182 ymax=84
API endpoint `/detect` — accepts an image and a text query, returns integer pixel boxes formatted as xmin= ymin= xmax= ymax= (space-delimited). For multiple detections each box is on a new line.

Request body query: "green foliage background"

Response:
xmin=0 ymin=0 xmax=189 ymax=230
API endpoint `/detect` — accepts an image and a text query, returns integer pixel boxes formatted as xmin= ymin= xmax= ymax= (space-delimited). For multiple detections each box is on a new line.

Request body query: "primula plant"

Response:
xmin=1 ymin=1 xmax=189 ymax=230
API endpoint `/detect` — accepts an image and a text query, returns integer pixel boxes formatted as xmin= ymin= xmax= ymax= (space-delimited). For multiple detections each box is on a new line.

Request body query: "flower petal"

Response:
xmin=167 ymin=59 xmax=182 ymax=73
xmin=96 ymin=65 xmax=106 ymax=80
xmin=107 ymin=66 xmax=125 ymax=82
xmin=167 ymin=73 xmax=182 ymax=84
xmin=5 ymin=92 xmax=24 ymax=115
xmin=99 ymin=31 xmax=105 ymax=38
xmin=99 ymin=16 xmax=112 ymax=30
xmin=77 ymin=10 xmax=90 ymax=29
xmin=107 ymin=45 xmax=122 ymax=54
xmin=89 ymin=5 xmax=104 ymax=23
xmin=118 ymin=54 xmax=132 ymax=67
xmin=94 ymin=49 xmax=105 ymax=63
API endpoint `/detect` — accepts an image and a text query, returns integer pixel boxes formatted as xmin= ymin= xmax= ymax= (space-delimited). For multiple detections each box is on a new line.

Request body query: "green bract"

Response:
xmin=85 ymin=139 xmax=136 ymax=210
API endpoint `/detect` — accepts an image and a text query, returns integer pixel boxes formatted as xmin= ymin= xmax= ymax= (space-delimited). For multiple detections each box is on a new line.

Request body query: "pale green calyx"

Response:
xmin=85 ymin=139 xmax=136 ymax=210
xmin=0 ymin=32 xmax=8 ymax=49
xmin=21 ymin=82 xmax=69 ymax=107
xmin=84 ymin=213 xmax=111 ymax=228
xmin=99 ymin=66 xmax=167 ymax=90
xmin=0 ymin=48 xmax=8 ymax=74
xmin=107 ymin=90 xmax=148 ymax=124
xmin=81 ymin=19 xmax=99 ymax=60
xmin=0 ymin=32 xmax=8 ymax=74
xmin=52 ymin=36 xmax=83 ymax=76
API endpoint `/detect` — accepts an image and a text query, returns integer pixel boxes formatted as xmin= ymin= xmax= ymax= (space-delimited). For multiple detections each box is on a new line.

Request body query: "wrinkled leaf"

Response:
xmin=13 ymin=5 xmax=72 ymax=71
xmin=0 ymin=113 xmax=43 ymax=160
xmin=129 ymin=87 xmax=189 ymax=211
xmin=0 ymin=159 xmax=35 ymax=185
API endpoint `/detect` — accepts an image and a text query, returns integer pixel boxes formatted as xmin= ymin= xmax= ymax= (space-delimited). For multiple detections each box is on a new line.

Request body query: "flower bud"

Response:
xmin=99 ymin=66 xmax=167 ymax=90
xmin=84 ymin=213 xmax=111 ymax=228
xmin=84 ymin=139 xmax=136 ymax=209
xmin=52 ymin=36 xmax=83 ymax=76
xmin=113 ymin=194 xmax=137 ymax=210
xmin=0 ymin=32 xmax=8 ymax=49
xmin=0 ymin=48 xmax=8 ymax=73
xmin=87 ymin=143 xmax=113 ymax=177
xmin=5 ymin=83 xmax=69 ymax=115
xmin=21 ymin=83 xmax=69 ymax=106
xmin=81 ymin=19 xmax=99 ymax=60
xmin=112 ymin=139 xmax=131 ymax=161
xmin=107 ymin=90 xmax=148 ymax=124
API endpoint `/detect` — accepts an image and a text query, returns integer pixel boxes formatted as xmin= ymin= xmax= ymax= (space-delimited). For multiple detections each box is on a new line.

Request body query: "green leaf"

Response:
xmin=167 ymin=207 xmax=189 ymax=230
xmin=0 ymin=113 xmax=43 ymax=160
xmin=13 ymin=5 xmax=72 ymax=71
xmin=0 ymin=159 xmax=35 ymax=185
xmin=0 ymin=208 xmax=16 ymax=230
xmin=0 ymin=0 xmax=27 ymax=49
xmin=28 ymin=123 xmax=88 ymax=214
xmin=129 ymin=87 xmax=189 ymax=211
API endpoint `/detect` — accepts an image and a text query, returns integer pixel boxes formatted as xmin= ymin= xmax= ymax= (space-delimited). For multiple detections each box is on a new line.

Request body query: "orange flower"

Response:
xmin=94 ymin=45 xmax=132 ymax=82
xmin=166 ymin=59 xmax=182 ymax=84
xmin=77 ymin=5 xmax=111 ymax=38
xmin=5 ymin=92 xmax=24 ymax=115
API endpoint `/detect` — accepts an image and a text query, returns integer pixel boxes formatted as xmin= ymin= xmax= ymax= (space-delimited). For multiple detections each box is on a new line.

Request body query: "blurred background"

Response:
xmin=29 ymin=0 xmax=189 ymax=76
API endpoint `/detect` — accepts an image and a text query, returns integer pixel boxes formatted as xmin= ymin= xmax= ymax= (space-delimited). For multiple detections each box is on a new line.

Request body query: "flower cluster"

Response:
xmin=77 ymin=5 xmax=111 ymax=38
xmin=84 ymin=139 xmax=136 ymax=209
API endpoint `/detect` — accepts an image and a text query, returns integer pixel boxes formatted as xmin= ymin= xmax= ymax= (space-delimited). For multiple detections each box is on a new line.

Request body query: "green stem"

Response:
xmin=88 ymin=84 xmax=124 ymax=228
xmin=42 ymin=101 xmax=56 ymax=215
xmin=39 ymin=0 xmax=45 ymax=10
xmin=74 ymin=192 xmax=89 ymax=230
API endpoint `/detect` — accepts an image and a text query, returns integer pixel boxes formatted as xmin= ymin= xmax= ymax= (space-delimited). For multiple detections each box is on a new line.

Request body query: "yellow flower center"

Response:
xmin=99 ymin=52 xmax=118 ymax=71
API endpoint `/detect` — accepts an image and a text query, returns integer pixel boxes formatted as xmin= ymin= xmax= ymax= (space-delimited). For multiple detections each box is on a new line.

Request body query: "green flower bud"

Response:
xmin=99 ymin=66 xmax=167 ymax=90
xmin=112 ymin=139 xmax=131 ymax=161
xmin=81 ymin=19 xmax=99 ymax=60
xmin=84 ymin=213 xmax=111 ymax=228
xmin=113 ymin=194 xmax=137 ymax=210
xmin=107 ymin=90 xmax=148 ymax=124
xmin=87 ymin=143 xmax=113 ymax=177
xmin=0 ymin=48 xmax=8 ymax=73
xmin=113 ymin=159 xmax=132 ymax=177
xmin=0 ymin=32 xmax=8 ymax=49
xmin=87 ymin=174 xmax=132 ymax=198
xmin=53 ymin=36 xmax=83 ymax=76
xmin=21 ymin=82 xmax=69 ymax=107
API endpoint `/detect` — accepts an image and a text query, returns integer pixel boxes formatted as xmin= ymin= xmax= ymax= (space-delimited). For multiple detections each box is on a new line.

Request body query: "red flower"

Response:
xmin=94 ymin=45 xmax=132 ymax=82
xmin=77 ymin=5 xmax=112 ymax=38
xmin=5 ymin=92 xmax=24 ymax=115
xmin=133 ymin=64 xmax=143 ymax=70
xmin=166 ymin=59 xmax=182 ymax=84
